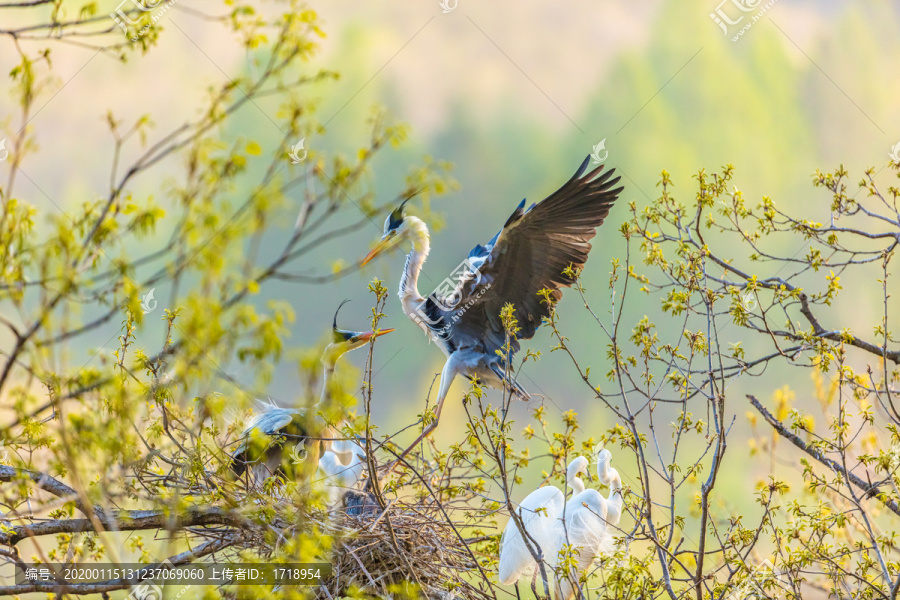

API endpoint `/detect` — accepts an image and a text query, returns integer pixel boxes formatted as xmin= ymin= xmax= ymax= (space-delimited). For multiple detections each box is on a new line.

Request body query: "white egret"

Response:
xmin=318 ymin=439 xmax=379 ymax=516
xmin=554 ymin=448 xmax=623 ymax=600
xmin=498 ymin=456 xmax=590 ymax=587
xmin=498 ymin=449 xmax=624 ymax=598
xmin=318 ymin=447 xmax=365 ymax=502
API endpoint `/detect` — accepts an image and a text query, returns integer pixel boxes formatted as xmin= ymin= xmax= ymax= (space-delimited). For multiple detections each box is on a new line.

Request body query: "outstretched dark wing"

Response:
xmin=445 ymin=156 xmax=623 ymax=358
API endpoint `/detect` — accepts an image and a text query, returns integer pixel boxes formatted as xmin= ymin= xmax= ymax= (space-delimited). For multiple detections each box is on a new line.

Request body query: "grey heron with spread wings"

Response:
xmin=360 ymin=157 xmax=623 ymax=459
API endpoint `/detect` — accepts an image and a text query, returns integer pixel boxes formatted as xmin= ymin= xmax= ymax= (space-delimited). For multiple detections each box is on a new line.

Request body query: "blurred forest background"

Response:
xmin=2 ymin=0 xmax=900 ymax=542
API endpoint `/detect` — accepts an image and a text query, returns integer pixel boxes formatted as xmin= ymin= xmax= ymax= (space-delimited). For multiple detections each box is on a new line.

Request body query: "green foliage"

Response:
xmin=0 ymin=1 xmax=459 ymax=597
xmin=2 ymin=0 xmax=899 ymax=597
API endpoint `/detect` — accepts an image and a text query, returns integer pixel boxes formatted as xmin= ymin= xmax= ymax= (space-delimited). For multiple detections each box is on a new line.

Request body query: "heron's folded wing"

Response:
xmin=234 ymin=408 xmax=299 ymax=456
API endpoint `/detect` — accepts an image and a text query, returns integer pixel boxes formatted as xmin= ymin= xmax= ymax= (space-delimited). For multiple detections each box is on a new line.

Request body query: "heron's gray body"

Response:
xmin=228 ymin=303 xmax=394 ymax=484
xmin=405 ymin=157 xmax=622 ymax=400
xmin=231 ymin=400 xmax=313 ymax=481
xmin=242 ymin=402 xmax=304 ymax=440
xmin=366 ymin=156 xmax=623 ymax=461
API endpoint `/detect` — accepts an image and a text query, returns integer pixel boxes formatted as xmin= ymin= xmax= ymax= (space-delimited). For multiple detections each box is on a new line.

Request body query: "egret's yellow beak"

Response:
xmin=360 ymin=234 xmax=396 ymax=267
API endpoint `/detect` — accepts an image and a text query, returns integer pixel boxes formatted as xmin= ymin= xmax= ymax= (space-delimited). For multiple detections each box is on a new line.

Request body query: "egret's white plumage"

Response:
xmin=554 ymin=449 xmax=623 ymax=600
xmin=498 ymin=449 xmax=623 ymax=597
xmin=329 ymin=436 xmax=360 ymax=466
xmin=318 ymin=441 xmax=380 ymax=515
xmin=498 ymin=456 xmax=590 ymax=585
xmin=318 ymin=445 xmax=366 ymax=503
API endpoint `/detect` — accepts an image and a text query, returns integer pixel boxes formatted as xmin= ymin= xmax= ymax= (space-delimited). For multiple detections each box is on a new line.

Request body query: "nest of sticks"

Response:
xmin=186 ymin=448 xmax=493 ymax=598
xmin=311 ymin=493 xmax=487 ymax=599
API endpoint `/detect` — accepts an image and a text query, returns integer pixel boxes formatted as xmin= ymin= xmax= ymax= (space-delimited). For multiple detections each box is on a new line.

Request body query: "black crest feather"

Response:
xmin=333 ymin=299 xmax=351 ymax=332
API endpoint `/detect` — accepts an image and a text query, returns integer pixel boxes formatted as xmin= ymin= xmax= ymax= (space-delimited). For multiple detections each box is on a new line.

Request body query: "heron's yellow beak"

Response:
xmin=356 ymin=328 xmax=395 ymax=341
xmin=360 ymin=235 xmax=396 ymax=267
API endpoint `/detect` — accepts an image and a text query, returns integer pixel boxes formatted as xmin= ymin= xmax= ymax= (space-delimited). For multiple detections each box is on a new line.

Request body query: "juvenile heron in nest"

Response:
xmin=360 ymin=157 xmax=622 ymax=460
xmin=231 ymin=301 xmax=393 ymax=484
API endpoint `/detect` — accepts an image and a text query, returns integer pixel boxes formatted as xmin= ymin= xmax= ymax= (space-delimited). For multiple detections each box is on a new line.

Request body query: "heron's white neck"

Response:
xmin=398 ymin=217 xmax=430 ymax=317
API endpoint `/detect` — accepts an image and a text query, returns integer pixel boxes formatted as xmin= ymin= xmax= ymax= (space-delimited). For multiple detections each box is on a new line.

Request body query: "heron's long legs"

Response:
xmin=390 ymin=390 xmax=447 ymax=465
xmin=384 ymin=354 xmax=461 ymax=472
